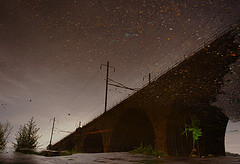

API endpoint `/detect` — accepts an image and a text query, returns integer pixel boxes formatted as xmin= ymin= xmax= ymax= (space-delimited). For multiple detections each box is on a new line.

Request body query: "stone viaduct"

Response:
xmin=52 ymin=26 xmax=239 ymax=156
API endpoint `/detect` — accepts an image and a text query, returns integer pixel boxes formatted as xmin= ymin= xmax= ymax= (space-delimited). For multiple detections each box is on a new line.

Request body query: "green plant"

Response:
xmin=13 ymin=117 xmax=41 ymax=153
xmin=0 ymin=122 xmax=13 ymax=150
xmin=183 ymin=116 xmax=202 ymax=149
xmin=130 ymin=143 xmax=167 ymax=157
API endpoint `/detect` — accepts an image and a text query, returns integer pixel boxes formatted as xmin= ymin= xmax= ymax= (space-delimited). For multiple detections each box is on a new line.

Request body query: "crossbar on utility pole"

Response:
xmin=100 ymin=61 xmax=115 ymax=113
xmin=49 ymin=117 xmax=55 ymax=148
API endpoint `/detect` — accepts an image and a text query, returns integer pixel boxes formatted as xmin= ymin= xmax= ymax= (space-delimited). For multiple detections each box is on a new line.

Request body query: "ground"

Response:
xmin=0 ymin=148 xmax=240 ymax=164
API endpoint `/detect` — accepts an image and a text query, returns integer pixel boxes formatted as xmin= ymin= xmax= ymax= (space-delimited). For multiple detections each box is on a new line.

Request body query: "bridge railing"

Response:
xmin=150 ymin=18 xmax=240 ymax=83
xmin=107 ymin=18 xmax=240 ymax=112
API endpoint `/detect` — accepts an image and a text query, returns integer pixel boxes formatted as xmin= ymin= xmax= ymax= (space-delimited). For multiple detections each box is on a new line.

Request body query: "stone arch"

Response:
xmin=225 ymin=120 xmax=240 ymax=154
xmin=109 ymin=108 xmax=155 ymax=152
xmin=197 ymin=106 xmax=228 ymax=156
xmin=82 ymin=128 xmax=104 ymax=153
xmin=166 ymin=104 xmax=229 ymax=156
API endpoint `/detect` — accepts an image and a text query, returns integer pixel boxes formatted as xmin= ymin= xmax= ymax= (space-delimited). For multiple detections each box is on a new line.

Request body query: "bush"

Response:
xmin=0 ymin=122 xmax=13 ymax=150
xmin=13 ymin=117 xmax=40 ymax=153
xmin=182 ymin=116 xmax=202 ymax=150
xmin=130 ymin=143 xmax=167 ymax=157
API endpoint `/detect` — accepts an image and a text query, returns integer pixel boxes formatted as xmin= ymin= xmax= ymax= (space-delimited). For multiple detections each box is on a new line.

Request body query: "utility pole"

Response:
xmin=149 ymin=73 xmax=151 ymax=84
xmin=79 ymin=121 xmax=81 ymax=128
xmin=100 ymin=61 xmax=115 ymax=113
xmin=143 ymin=73 xmax=151 ymax=84
xmin=49 ymin=117 xmax=55 ymax=148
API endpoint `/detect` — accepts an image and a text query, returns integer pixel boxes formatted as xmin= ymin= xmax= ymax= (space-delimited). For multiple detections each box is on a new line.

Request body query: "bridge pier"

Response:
xmin=154 ymin=122 xmax=168 ymax=154
xmin=101 ymin=132 xmax=112 ymax=152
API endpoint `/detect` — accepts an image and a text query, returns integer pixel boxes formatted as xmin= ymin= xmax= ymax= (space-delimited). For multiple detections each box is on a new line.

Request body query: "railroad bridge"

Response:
xmin=52 ymin=27 xmax=240 ymax=156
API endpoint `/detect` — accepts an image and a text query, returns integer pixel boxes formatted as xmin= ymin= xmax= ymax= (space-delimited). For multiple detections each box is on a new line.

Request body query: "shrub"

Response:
xmin=130 ymin=143 xmax=167 ymax=157
xmin=0 ymin=122 xmax=13 ymax=150
xmin=182 ymin=116 xmax=202 ymax=150
xmin=13 ymin=117 xmax=40 ymax=153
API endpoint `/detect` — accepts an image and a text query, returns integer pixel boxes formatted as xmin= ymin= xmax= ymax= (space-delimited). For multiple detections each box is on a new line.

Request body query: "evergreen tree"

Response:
xmin=13 ymin=117 xmax=40 ymax=153
xmin=0 ymin=122 xmax=12 ymax=150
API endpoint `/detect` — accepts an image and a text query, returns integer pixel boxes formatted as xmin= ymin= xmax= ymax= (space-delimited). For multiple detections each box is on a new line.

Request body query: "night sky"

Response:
xmin=0 ymin=0 xmax=240 ymax=153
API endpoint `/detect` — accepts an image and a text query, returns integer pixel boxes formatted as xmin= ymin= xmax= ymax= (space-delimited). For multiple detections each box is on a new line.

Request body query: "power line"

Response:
xmin=80 ymin=101 xmax=104 ymax=122
xmin=1 ymin=104 xmax=7 ymax=110
xmin=108 ymin=83 xmax=138 ymax=91
xmin=78 ymin=88 xmax=122 ymax=124
xmin=55 ymin=127 xmax=72 ymax=134
xmin=108 ymin=78 xmax=139 ymax=91
xmin=56 ymin=70 xmax=101 ymax=117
